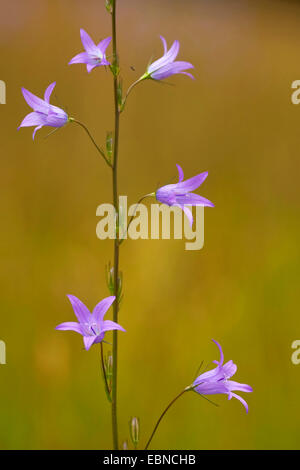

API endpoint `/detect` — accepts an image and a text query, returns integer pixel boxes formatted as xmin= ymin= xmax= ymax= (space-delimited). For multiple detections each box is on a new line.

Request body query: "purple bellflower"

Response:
xmin=18 ymin=82 xmax=68 ymax=140
xmin=192 ymin=340 xmax=253 ymax=413
xmin=56 ymin=295 xmax=125 ymax=351
xmin=142 ymin=36 xmax=194 ymax=81
xmin=155 ymin=164 xmax=214 ymax=226
xmin=69 ymin=29 xmax=112 ymax=72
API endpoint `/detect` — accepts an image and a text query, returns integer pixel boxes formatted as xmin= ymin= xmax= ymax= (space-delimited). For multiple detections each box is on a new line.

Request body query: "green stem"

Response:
xmin=71 ymin=119 xmax=112 ymax=167
xmin=144 ymin=388 xmax=189 ymax=450
xmin=111 ymin=0 xmax=120 ymax=451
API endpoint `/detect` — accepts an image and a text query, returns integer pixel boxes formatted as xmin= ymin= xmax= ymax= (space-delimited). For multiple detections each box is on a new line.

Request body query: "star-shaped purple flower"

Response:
xmin=143 ymin=36 xmax=194 ymax=81
xmin=155 ymin=164 xmax=214 ymax=226
xmin=192 ymin=340 xmax=253 ymax=413
xmin=18 ymin=82 xmax=68 ymax=140
xmin=56 ymin=295 xmax=125 ymax=351
xmin=69 ymin=29 xmax=112 ymax=73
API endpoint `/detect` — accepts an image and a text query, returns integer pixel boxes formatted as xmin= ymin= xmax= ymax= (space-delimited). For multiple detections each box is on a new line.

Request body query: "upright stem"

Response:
xmin=111 ymin=0 xmax=120 ymax=451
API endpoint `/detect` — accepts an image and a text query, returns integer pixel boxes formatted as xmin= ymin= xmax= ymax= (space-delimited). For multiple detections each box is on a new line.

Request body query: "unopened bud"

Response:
xmin=105 ymin=0 xmax=113 ymax=14
xmin=129 ymin=417 xmax=140 ymax=448
xmin=122 ymin=440 xmax=128 ymax=450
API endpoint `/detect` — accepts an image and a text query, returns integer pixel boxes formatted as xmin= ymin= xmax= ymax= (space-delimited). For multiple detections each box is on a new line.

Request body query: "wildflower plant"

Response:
xmin=19 ymin=1 xmax=252 ymax=449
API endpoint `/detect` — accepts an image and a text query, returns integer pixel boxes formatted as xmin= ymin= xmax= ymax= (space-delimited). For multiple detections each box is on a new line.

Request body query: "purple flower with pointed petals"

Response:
xmin=18 ymin=82 xmax=68 ymax=140
xmin=155 ymin=164 xmax=214 ymax=226
xmin=143 ymin=36 xmax=194 ymax=81
xmin=192 ymin=340 xmax=253 ymax=413
xmin=69 ymin=29 xmax=112 ymax=73
xmin=56 ymin=295 xmax=125 ymax=351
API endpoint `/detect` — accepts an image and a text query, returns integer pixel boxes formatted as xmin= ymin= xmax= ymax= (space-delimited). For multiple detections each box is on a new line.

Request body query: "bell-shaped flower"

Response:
xmin=155 ymin=164 xmax=214 ymax=226
xmin=142 ymin=36 xmax=194 ymax=81
xmin=56 ymin=295 xmax=125 ymax=351
xmin=18 ymin=82 xmax=68 ymax=140
xmin=192 ymin=340 xmax=253 ymax=413
xmin=69 ymin=29 xmax=111 ymax=73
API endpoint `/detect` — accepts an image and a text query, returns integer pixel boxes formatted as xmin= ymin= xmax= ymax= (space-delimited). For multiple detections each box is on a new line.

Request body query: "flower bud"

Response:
xmin=129 ymin=417 xmax=140 ymax=448
xmin=105 ymin=0 xmax=113 ymax=14
xmin=122 ymin=440 xmax=128 ymax=450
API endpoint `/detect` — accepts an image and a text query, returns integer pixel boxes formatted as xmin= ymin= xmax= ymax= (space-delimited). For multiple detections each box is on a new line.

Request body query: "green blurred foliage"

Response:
xmin=0 ymin=0 xmax=300 ymax=449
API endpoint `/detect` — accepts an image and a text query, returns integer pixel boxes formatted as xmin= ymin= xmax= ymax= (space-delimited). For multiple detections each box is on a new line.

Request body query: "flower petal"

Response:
xmin=176 ymin=193 xmax=214 ymax=207
xmin=150 ymin=59 xmax=193 ymax=80
xmin=226 ymin=380 xmax=253 ymax=394
xmin=160 ymin=35 xmax=168 ymax=54
xmin=175 ymin=171 xmax=208 ymax=192
xmin=32 ymin=125 xmax=43 ymax=140
xmin=67 ymin=295 xmax=90 ymax=323
xmin=80 ymin=28 xmax=98 ymax=54
xmin=228 ymin=392 xmax=249 ymax=413
xmin=44 ymin=82 xmax=56 ymax=103
xmin=97 ymin=36 xmax=112 ymax=55
xmin=176 ymin=164 xmax=184 ymax=183
xmin=55 ymin=322 xmax=83 ymax=334
xmin=101 ymin=319 xmax=126 ymax=333
xmin=87 ymin=63 xmax=97 ymax=73
xmin=18 ymin=112 xmax=46 ymax=129
xmin=21 ymin=87 xmax=48 ymax=113
xmin=221 ymin=360 xmax=237 ymax=379
xmin=212 ymin=339 xmax=224 ymax=366
xmin=83 ymin=335 xmax=97 ymax=351
xmin=92 ymin=296 xmax=116 ymax=323
xmin=69 ymin=52 xmax=90 ymax=65
xmin=148 ymin=39 xmax=180 ymax=74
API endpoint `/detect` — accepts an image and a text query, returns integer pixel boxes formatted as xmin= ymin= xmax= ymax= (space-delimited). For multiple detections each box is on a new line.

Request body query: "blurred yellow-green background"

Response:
xmin=1 ymin=0 xmax=300 ymax=449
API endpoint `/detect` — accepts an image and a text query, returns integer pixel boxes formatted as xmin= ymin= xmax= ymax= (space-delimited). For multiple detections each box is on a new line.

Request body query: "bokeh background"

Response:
xmin=1 ymin=0 xmax=300 ymax=450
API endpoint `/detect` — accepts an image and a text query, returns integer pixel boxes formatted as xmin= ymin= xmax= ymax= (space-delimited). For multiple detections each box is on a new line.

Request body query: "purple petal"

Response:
xmin=194 ymin=381 xmax=228 ymax=395
xmin=80 ymin=28 xmax=98 ymax=54
xmin=46 ymin=106 xmax=68 ymax=127
xmin=101 ymin=320 xmax=126 ymax=333
xmin=176 ymin=193 xmax=214 ymax=207
xmin=160 ymin=36 xmax=168 ymax=54
xmin=55 ymin=322 xmax=83 ymax=334
xmin=226 ymin=381 xmax=253 ymax=394
xmin=44 ymin=82 xmax=56 ymax=103
xmin=175 ymin=171 xmax=208 ymax=192
xmin=212 ymin=339 xmax=224 ymax=366
xmin=92 ymin=296 xmax=116 ymax=323
xmin=67 ymin=295 xmax=90 ymax=324
xmin=21 ymin=87 xmax=48 ymax=113
xmin=97 ymin=36 xmax=112 ymax=55
xmin=221 ymin=360 xmax=237 ymax=379
xmin=69 ymin=52 xmax=90 ymax=65
xmin=228 ymin=392 xmax=249 ymax=413
xmin=87 ymin=63 xmax=97 ymax=73
xmin=151 ymin=60 xmax=193 ymax=80
xmin=176 ymin=164 xmax=184 ymax=183
xmin=148 ymin=39 xmax=180 ymax=74
xmin=18 ymin=112 xmax=46 ymax=129
xmin=32 ymin=125 xmax=43 ymax=140
xmin=83 ymin=335 xmax=96 ymax=351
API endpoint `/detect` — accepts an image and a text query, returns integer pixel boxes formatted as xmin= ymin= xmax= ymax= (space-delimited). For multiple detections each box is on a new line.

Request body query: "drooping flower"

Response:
xmin=69 ymin=29 xmax=111 ymax=72
xmin=55 ymin=295 xmax=125 ymax=351
xmin=155 ymin=164 xmax=214 ymax=226
xmin=142 ymin=36 xmax=194 ymax=81
xmin=191 ymin=340 xmax=253 ymax=413
xmin=18 ymin=82 xmax=68 ymax=140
